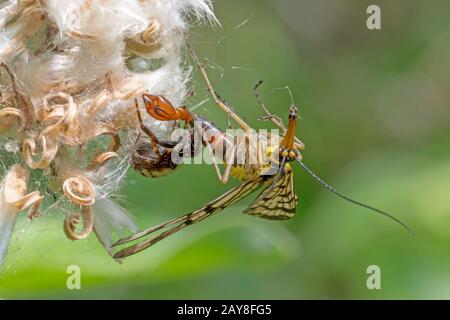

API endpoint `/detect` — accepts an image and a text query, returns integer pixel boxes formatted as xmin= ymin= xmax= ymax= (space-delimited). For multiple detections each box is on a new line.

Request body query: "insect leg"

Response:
xmin=187 ymin=42 xmax=251 ymax=132
xmin=253 ymin=80 xmax=305 ymax=150
xmin=204 ymin=134 xmax=236 ymax=184
xmin=254 ymin=80 xmax=286 ymax=130
xmin=193 ymin=119 xmax=236 ymax=184
xmin=135 ymin=98 xmax=161 ymax=156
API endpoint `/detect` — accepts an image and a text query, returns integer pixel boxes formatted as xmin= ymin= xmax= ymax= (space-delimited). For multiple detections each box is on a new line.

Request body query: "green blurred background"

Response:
xmin=2 ymin=0 xmax=450 ymax=299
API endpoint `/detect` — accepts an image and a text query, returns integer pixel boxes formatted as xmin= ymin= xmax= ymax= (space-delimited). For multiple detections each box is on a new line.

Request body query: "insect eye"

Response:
xmin=288 ymin=105 xmax=298 ymax=119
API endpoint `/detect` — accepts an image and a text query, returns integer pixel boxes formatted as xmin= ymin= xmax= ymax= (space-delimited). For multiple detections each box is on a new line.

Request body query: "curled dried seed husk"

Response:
xmin=114 ymin=84 xmax=143 ymax=101
xmin=0 ymin=38 xmax=25 ymax=62
xmin=37 ymin=81 xmax=79 ymax=101
xmin=63 ymin=176 xmax=96 ymax=206
xmin=0 ymin=107 xmax=26 ymax=132
xmin=19 ymin=0 xmax=40 ymax=12
xmin=41 ymin=92 xmax=77 ymax=136
xmin=26 ymin=199 xmax=42 ymax=220
xmin=142 ymin=21 xmax=160 ymax=42
xmin=2 ymin=1 xmax=45 ymax=61
xmin=125 ymin=21 xmax=162 ymax=57
xmin=109 ymin=101 xmax=140 ymax=132
xmin=4 ymin=164 xmax=29 ymax=204
xmin=40 ymin=105 xmax=65 ymax=124
xmin=108 ymin=133 xmax=121 ymax=152
xmin=65 ymin=124 xmax=113 ymax=149
xmin=0 ymin=1 xmax=20 ymax=25
xmin=86 ymin=89 xmax=110 ymax=118
xmin=85 ymin=133 xmax=120 ymax=170
xmin=86 ymin=152 xmax=119 ymax=171
xmin=94 ymin=130 xmax=120 ymax=152
xmin=67 ymin=29 xmax=96 ymax=41
xmin=105 ymin=73 xmax=144 ymax=101
xmin=125 ymin=39 xmax=162 ymax=57
xmin=63 ymin=206 xmax=94 ymax=240
xmin=0 ymin=62 xmax=34 ymax=125
xmin=16 ymin=4 xmax=45 ymax=40
xmin=95 ymin=151 xmax=119 ymax=164
xmin=22 ymin=135 xmax=59 ymax=169
xmin=3 ymin=164 xmax=43 ymax=212
xmin=19 ymin=0 xmax=41 ymax=11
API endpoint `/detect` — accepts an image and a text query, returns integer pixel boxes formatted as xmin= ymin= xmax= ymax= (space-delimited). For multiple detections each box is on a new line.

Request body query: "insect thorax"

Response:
xmin=229 ymin=132 xmax=283 ymax=181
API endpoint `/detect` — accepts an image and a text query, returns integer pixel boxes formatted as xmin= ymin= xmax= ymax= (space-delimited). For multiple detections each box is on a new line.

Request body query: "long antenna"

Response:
xmin=298 ymin=160 xmax=414 ymax=235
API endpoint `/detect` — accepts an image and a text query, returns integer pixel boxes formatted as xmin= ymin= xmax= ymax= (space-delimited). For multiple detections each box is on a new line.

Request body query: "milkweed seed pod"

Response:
xmin=0 ymin=0 xmax=217 ymax=265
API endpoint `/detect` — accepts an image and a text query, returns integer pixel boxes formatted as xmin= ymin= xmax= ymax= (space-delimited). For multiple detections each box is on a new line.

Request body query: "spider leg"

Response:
xmin=135 ymin=98 xmax=161 ymax=156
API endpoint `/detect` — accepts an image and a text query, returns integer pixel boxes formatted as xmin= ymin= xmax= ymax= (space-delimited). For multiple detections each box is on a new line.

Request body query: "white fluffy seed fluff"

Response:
xmin=0 ymin=0 xmax=217 ymax=265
